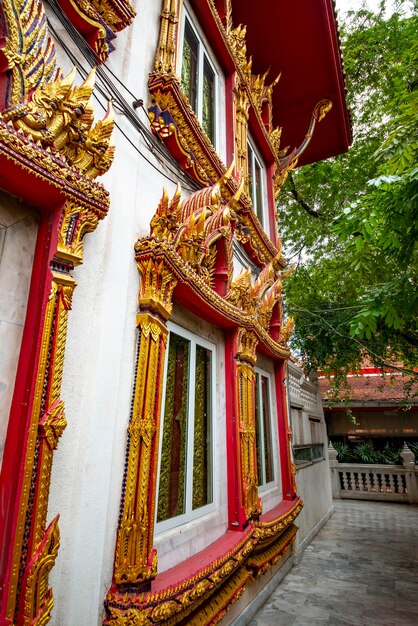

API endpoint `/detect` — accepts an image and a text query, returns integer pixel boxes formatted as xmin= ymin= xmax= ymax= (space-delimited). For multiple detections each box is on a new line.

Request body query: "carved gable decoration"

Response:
xmin=0 ymin=0 xmax=61 ymax=109
xmin=56 ymin=0 xmax=136 ymax=61
xmin=149 ymin=174 xmax=241 ymax=291
xmin=136 ymin=169 xmax=293 ymax=355
xmin=0 ymin=0 xmax=116 ymax=185
xmin=149 ymin=0 xmax=334 ymax=207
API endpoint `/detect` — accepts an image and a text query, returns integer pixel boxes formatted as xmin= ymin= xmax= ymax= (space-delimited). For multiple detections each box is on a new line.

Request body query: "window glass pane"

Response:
xmin=255 ymin=161 xmax=263 ymax=224
xmin=255 ymin=373 xmax=263 ymax=486
xmin=192 ymin=345 xmax=213 ymax=509
xmin=181 ymin=20 xmax=199 ymax=111
xmin=157 ymin=333 xmax=190 ymax=522
xmin=202 ymin=57 xmax=215 ymax=143
xmin=248 ymin=144 xmax=254 ymax=205
xmin=261 ymin=375 xmax=274 ymax=483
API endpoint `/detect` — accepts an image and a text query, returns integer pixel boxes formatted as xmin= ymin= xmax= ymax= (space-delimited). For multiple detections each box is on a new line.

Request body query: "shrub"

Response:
xmin=353 ymin=442 xmax=378 ymax=464
xmin=332 ymin=442 xmax=354 ymax=463
xmin=408 ymin=441 xmax=418 ymax=462
xmin=377 ymin=443 xmax=403 ymax=465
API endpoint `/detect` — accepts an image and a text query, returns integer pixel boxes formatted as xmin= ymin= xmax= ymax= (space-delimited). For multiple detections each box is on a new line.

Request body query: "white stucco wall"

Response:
xmin=0 ymin=193 xmax=38 ymax=470
xmin=293 ymin=457 xmax=333 ymax=552
xmin=287 ymin=362 xmax=333 ymax=555
xmin=46 ymin=1 xmax=229 ymax=624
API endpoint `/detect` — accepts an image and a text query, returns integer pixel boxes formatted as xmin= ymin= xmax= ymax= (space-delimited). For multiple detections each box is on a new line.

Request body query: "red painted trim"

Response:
xmin=259 ymin=497 xmax=300 ymax=524
xmin=0 ymin=205 xmax=61 ymax=618
xmin=171 ymin=280 xmax=287 ymax=360
xmin=107 ymin=497 xmax=300 ymax=613
xmin=247 ymin=107 xmax=275 ymax=167
xmin=274 ymin=362 xmax=293 ymax=500
xmin=57 ymin=0 xmax=108 ymax=62
xmin=150 ymin=526 xmax=253 ymax=591
xmin=231 ymin=0 xmax=351 ymax=166
xmin=320 ymin=0 xmax=352 ymax=150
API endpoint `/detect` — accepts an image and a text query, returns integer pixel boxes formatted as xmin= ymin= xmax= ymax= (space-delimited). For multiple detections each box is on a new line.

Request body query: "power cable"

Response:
xmin=46 ymin=24 xmax=183 ymax=186
xmin=45 ymin=0 xmax=201 ymax=193
xmin=288 ymin=303 xmax=418 ymax=377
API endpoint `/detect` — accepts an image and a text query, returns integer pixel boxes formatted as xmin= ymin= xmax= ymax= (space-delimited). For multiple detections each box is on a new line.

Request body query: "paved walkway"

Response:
xmin=249 ymin=500 xmax=418 ymax=626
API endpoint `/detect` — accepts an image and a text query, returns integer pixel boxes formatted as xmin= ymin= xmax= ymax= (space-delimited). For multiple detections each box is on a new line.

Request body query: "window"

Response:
xmin=255 ymin=369 xmax=275 ymax=488
xmin=232 ymin=237 xmax=260 ymax=280
xmin=309 ymin=417 xmax=322 ymax=444
xmin=180 ymin=11 xmax=217 ymax=145
xmin=291 ymin=408 xmax=325 ymax=465
xmin=247 ymin=138 xmax=266 ymax=227
xmin=156 ymin=324 xmax=216 ymax=529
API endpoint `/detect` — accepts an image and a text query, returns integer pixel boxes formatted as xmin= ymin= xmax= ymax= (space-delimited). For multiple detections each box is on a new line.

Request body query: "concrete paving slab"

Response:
xmin=248 ymin=500 xmax=418 ymax=626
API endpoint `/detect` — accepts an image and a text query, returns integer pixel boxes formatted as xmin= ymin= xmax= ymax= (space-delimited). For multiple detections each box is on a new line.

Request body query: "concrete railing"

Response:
xmin=328 ymin=443 xmax=418 ymax=504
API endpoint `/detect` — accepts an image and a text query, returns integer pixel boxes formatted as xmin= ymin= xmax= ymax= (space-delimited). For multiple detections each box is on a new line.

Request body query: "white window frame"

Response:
xmin=247 ymin=135 xmax=269 ymax=235
xmin=155 ymin=321 xmax=218 ymax=533
xmin=178 ymin=3 xmax=219 ymax=148
xmin=254 ymin=367 xmax=277 ymax=493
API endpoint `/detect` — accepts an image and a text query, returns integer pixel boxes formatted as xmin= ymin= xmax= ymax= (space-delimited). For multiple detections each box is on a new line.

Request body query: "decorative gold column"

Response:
xmin=8 ymin=276 xmax=73 ymax=626
xmin=236 ymin=328 xmax=261 ymax=521
xmin=234 ymin=84 xmax=250 ymax=187
xmin=225 ymin=24 xmax=252 ymax=188
xmin=32 ymin=276 xmax=74 ymax=548
xmin=114 ymin=255 xmax=177 ymax=585
xmin=155 ymin=0 xmax=180 ymax=73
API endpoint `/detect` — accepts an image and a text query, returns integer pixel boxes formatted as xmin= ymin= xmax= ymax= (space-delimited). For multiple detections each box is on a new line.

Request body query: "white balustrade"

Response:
xmin=328 ymin=443 xmax=418 ymax=504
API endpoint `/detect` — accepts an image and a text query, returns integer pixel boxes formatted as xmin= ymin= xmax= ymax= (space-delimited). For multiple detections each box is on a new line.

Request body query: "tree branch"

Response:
xmin=398 ymin=331 xmax=418 ymax=348
xmin=288 ymin=172 xmax=321 ymax=217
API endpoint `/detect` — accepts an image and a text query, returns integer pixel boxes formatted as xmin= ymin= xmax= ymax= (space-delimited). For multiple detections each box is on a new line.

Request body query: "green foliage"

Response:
xmin=377 ymin=443 xmax=403 ymax=465
xmin=408 ymin=441 xmax=418 ymax=461
xmin=332 ymin=440 xmax=404 ymax=464
xmin=353 ymin=442 xmax=378 ymax=463
xmin=279 ymin=1 xmax=418 ymax=381
xmin=332 ymin=442 xmax=354 ymax=463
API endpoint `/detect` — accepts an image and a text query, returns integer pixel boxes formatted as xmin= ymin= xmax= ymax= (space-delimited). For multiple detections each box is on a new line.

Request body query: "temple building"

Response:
xmin=320 ymin=365 xmax=418 ymax=446
xmin=0 ymin=1 xmax=351 ymax=625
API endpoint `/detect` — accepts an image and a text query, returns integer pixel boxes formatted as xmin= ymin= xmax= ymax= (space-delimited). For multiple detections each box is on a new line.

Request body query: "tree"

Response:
xmin=279 ymin=2 xmax=418 ymax=380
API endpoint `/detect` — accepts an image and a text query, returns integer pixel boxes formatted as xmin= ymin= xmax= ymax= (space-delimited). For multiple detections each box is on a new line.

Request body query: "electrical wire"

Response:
xmin=45 ymin=0 xmax=201 ymax=193
xmin=288 ymin=303 xmax=418 ymax=377
xmin=46 ymin=25 xmax=182 ymax=187
xmin=303 ymin=305 xmax=365 ymax=312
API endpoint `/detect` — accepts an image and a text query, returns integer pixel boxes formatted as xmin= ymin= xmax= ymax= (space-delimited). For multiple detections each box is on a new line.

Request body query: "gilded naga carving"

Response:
xmin=273 ymin=99 xmax=333 ymax=195
xmin=2 ymin=67 xmax=115 ymax=178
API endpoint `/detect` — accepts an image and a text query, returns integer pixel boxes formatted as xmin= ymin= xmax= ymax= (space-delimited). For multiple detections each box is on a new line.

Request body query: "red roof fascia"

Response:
xmin=319 ymin=375 xmax=418 ymax=403
xmin=231 ymin=0 xmax=352 ymax=165
xmin=188 ymin=1 xmax=351 ymax=166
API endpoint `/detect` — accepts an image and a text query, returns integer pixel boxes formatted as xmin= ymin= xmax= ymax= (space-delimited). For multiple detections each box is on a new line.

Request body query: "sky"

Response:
xmin=336 ymin=0 xmax=382 ymax=17
xmin=335 ymin=0 xmax=404 ymax=18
